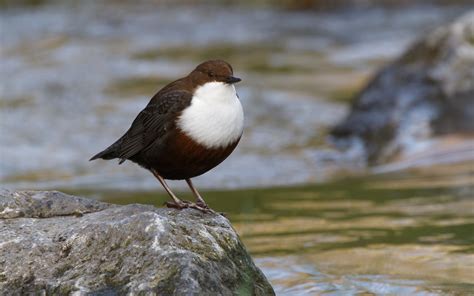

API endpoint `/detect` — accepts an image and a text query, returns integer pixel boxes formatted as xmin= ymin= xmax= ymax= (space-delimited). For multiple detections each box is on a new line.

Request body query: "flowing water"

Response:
xmin=1 ymin=2 xmax=473 ymax=295
xmin=1 ymin=2 xmax=469 ymax=190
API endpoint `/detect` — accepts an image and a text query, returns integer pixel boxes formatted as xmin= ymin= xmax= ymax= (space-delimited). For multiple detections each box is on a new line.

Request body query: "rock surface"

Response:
xmin=331 ymin=12 xmax=474 ymax=164
xmin=0 ymin=190 xmax=275 ymax=295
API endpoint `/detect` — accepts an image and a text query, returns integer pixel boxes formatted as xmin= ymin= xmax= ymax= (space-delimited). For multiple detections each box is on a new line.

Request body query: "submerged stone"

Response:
xmin=0 ymin=190 xmax=274 ymax=295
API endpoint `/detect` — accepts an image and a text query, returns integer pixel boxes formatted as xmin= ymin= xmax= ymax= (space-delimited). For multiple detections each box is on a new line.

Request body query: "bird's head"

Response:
xmin=192 ymin=60 xmax=241 ymax=85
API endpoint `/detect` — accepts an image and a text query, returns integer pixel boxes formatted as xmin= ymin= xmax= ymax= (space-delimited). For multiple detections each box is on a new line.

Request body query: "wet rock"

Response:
xmin=0 ymin=189 xmax=111 ymax=219
xmin=0 ymin=190 xmax=274 ymax=295
xmin=331 ymin=12 xmax=474 ymax=164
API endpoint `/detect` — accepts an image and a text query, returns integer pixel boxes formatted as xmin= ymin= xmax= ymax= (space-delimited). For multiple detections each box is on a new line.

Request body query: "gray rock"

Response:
xmin=0 ymin=189 xmax=111 ymax=219
xmin=331 ymin=12 xmax=474 ymax=164
xmin=0 ymin=190 xmax=275 ymax=295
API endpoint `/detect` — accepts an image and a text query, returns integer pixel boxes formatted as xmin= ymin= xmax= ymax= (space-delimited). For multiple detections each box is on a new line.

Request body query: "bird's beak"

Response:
xmin=225 ymin=76 xmax=242 ymax=84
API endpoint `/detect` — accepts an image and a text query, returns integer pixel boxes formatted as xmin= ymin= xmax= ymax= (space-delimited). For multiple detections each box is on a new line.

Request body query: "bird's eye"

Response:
xmin=209 ymin=71 xmax=215 ymax=77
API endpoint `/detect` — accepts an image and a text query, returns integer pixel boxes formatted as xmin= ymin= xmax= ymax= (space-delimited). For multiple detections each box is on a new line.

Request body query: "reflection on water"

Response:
xmin=78 ymin=161 xmax=474 ymax=295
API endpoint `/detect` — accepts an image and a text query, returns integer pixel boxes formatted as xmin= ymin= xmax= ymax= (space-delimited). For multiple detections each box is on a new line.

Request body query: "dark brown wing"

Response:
xmin=114 ymin=90 xmax=193 ymax=163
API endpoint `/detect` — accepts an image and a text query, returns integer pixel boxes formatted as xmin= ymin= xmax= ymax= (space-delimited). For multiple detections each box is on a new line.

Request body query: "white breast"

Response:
xmin=177 ymin=82 xmax=244 ymax=149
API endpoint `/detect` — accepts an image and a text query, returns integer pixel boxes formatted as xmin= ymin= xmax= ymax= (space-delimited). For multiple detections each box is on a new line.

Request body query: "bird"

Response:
xmin=90 ymin=60 xmax=243 ymax=212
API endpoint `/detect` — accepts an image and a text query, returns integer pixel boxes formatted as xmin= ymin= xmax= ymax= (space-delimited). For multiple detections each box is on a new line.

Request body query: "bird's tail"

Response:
xmin=89 ymin=142 xmax=120 ymax=161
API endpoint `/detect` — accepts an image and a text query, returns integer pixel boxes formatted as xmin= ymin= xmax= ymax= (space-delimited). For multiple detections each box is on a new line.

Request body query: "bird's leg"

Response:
xmin=151 ymin=170 xmax=188 ymax=209
xmin=185 ymin=178 xmax=209 ymax=208
xmin=150 ymin=170 xmax=213 ymax=213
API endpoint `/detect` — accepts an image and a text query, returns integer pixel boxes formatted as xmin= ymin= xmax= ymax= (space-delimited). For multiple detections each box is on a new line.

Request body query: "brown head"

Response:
xmin=190 ymin=60 xmax=241 ymax=85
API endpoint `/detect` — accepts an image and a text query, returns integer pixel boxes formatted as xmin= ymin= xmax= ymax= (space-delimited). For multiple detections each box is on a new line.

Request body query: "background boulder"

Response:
xmin=331 ymin=12 xmax=474 ymax=164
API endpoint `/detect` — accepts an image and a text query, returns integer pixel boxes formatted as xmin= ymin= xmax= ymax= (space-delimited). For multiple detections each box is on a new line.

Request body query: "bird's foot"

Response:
xmin=195 ymin=200 xmax=209 ymax=209
xmin=165 ymin=200 xmax=215 ymax=214
xmin=195 ymin=200 xmax=226 ymax=216
xmin=194 ymin=200 xmax=226 ymax=216
xmin=164 ymin=200 xmax=191 ymax=210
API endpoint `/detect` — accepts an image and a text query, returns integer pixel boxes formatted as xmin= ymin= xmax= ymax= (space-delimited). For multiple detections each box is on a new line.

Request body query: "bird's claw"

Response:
xmin=164 ymin=200 xmax=188 ymax=209
xmin=195 ymin=200 xmax=209 ymax=209
xmin=165 ymin=200 xmax=215 ymax=214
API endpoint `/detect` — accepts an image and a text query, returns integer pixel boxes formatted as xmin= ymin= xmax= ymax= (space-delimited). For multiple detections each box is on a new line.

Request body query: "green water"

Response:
xmin=74 ymin=163 xmax=474 ymax=295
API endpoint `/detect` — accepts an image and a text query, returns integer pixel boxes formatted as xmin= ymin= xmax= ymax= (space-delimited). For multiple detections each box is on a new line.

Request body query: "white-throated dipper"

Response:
xmin=90 ymin=60 xmax=243 ymax=212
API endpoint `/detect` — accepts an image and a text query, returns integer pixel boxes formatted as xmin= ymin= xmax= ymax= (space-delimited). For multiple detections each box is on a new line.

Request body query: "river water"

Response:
xmin=94 ymin=161 xmax=473 ymax=295
xmin=1 ymin=2 xmax=468 ymax=190
xmin=1 ymin=2 xmax=473 ymax=295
